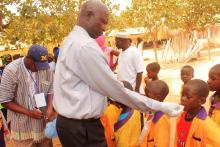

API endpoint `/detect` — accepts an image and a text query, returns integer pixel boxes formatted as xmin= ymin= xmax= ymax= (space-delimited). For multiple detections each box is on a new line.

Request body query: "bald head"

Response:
xmin=80 ymin=0 xmax=107 ymax=15
xmin=145 ymin=80 xmax=169 ymax=101
xmin=184 ymin=79 xmax=209 ymax=100
xmin=77 ymin=0 xmax=109 ymax=38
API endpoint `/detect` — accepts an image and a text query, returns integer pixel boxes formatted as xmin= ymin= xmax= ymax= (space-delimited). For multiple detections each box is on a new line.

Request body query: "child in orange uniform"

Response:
xmin=114 ymin=81 xmax=141 ymax=147
xmin=207 ymin=64 xmax=220 ymax=127
xmin=175 ymin=79 xmax=220 ymax=147
xmin=180 ymin=65 xmax=194 ymax=97
xmin=101 ymin=101 xmax=121 ymax=147
xmin=141 ymin=80 xmax=170 ymax=147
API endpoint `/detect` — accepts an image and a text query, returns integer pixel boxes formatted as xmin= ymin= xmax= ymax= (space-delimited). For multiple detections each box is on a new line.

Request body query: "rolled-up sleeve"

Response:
xmin=133 ymin=50 xmax=144 ymax=73
xmin=48 ymin=70 xmax=54 ymax=94
xmin=75 ymin=43 xmax=161 ymax=112
xmin=0 ymin=67 xmax=18 ymax=103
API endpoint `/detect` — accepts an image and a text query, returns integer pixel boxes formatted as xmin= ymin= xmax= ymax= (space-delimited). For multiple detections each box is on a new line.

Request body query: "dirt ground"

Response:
xmin=6 ymin=48 xmax=220 ymax=147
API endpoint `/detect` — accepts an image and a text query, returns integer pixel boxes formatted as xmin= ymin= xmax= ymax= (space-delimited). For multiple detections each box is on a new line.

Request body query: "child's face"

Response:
xmin=180 ymin=68 xmax=193 ymax=84
xmin=147 ymin=68 xmax=157 ymax=79
xmin=181 ymin=85 xmax=202 ymax=111
xmin=207 ymin=69 xmax=220 ymax=91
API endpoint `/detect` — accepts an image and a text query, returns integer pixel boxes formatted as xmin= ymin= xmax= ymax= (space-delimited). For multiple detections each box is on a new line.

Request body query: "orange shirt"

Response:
xmin=175 ymin=108 xmax=220 ymax=147
xmin=100 ymin=104 xmax=121 ymax=147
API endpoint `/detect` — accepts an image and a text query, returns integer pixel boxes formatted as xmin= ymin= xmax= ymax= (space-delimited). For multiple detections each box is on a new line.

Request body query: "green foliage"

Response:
xmin=1 ymin=0 xmax=83 ymax=47
xmin=1 ymin=0 xmax=220 ymax=48
xmin=110 ymin=0 xmax=220 ymax=37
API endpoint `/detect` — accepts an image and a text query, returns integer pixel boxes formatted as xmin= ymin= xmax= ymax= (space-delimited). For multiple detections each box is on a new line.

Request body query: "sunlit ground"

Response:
xmin=7 ymin=48 xmax=220 ymax=147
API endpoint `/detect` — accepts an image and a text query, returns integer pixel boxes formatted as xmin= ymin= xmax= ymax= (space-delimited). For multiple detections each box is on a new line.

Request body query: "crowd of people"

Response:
xmin=0 ymin=0 xmax=219 ymax=147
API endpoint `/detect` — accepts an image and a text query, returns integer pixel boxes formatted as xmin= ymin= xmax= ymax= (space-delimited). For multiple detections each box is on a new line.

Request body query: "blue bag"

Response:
xmin=44 ymin=119 xmax=58 ymax=138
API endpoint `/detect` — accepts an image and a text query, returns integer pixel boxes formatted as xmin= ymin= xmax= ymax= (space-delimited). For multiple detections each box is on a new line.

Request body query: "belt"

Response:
xmin=58 ymin=114 xmax=100 ymax=122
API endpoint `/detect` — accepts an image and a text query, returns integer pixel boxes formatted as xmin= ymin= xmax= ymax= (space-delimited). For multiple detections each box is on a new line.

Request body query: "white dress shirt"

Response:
xmin=53 ymin=26 xmax=165 ymax=119
xmin=117 ymin=46 xmax=144 ymax=88
xmin=49 ymin=61 xmax=56 ymax=72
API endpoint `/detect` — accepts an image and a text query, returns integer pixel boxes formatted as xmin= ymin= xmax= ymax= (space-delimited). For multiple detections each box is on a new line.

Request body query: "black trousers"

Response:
xmin=1 ymin=108 xmax=7 ymax=120
xmin=56 ymin=115 xmax=107 ymax=147
xmin=0 ymin=129 xmax=5 ymax=147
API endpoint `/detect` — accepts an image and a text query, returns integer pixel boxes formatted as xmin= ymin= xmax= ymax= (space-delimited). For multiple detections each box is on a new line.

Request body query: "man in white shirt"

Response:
xmin=116 ymin=32 xmax=144 ymax=92
xmin=53 ymin=0 xmax=183 ymax=147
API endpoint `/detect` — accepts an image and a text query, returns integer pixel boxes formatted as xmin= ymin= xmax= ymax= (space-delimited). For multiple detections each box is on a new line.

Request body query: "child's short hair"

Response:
xmin=113 ymin=81 xmax=133 ymax=108
xmin=210 ymin=64 xmax=220 ymax=76
xmin=146 ymin=62 xmax=160 ymax=73
xmin=185 ymin=79 xmax=209 ymax=98
xmin=181 ymin=65 xmax=194 ymax=74
xmin=121 ymin=81 xmax=133 ymax=91
xmin=145 ymin=80 xmax=169 ymax=101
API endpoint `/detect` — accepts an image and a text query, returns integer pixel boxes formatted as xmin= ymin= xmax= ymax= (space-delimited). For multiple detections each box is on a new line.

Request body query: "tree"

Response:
xmin=1 ymin=0 xmax=118 ymax=51
xmin=111 ymin=0 xmax=220 ymax=62
xmin=0 ymin=0 xmax=16 ymax=32
xmin=1 ymin=0 xmax=220 ymax=55
xmin=1 ymin=0 xmax=84 ymax=50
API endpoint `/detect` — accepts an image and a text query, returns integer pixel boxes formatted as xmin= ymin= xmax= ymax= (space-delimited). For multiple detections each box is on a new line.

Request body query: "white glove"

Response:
xmin=152 ymin=102 xmax=184 ymax=117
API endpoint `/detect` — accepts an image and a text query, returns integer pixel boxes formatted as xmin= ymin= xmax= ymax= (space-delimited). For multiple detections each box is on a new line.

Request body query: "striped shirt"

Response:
xmin=0 ymin=58 xmax=53 ymax=141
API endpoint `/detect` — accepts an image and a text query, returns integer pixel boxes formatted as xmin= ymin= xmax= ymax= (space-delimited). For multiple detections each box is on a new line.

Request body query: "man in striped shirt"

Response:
xmin=0 ymin=44 xmax=54 ymax=147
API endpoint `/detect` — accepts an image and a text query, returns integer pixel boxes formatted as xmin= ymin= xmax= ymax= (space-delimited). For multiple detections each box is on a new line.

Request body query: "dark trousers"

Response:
xmin=0 ymin=129 xmax=5 ymax=147
xmin=1 ymin=108 xmax=7 ymax=120
xmin=56 ymin=115 xmax=107 ymax=147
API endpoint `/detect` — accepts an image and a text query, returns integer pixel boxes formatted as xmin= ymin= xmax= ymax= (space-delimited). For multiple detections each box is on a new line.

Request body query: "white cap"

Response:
xmin=115 ymin=32 xmax=130 ymax=39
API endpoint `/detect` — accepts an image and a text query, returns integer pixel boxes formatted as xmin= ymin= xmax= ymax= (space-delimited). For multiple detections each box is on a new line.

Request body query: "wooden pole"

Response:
xmin=153 ymin=40 xmax=158 ymax=62
xmin=208 ymin=27 xmax=211 ymax=60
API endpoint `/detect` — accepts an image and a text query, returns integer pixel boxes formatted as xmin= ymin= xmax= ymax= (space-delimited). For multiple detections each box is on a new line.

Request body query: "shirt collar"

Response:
xmin=152 ymin=111 xmax=164 ymax=123
xmin=196 ymin=107 xmax=207 ymax=120
xmin=213 ymin=102 xmax=220 ymax=109
xmin=22 ymin=57 xmax=30 ymax=74
xmin=74 ymin=25 xmax=90 ymax=38
xmin=210 ymin=93 xmax=220 ymax=109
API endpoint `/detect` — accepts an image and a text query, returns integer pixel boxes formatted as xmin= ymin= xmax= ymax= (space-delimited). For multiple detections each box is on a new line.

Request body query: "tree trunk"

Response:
xmin=153 ymin=41 xmax=158 ymax=62
xmin=207 ymin=28 xmax=211 ymax=60
xmin=0 ymin=11 xmax=3 ymax=31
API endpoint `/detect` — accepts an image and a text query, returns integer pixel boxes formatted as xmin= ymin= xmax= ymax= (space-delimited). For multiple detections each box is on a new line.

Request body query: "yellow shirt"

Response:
xmin=209 ymin=94 xmax=220 ymax=128
xmin=115 ymin=110 xmax=141 ymax=147
xmin=141 ymin=111 xmax=170 ymax=147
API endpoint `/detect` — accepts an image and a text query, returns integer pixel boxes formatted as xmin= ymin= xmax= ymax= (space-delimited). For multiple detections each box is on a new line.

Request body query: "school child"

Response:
xmin=144 ymin=62 xmax=160 ymax=84
xmin=114 ymin=81 xmax=141 ymax=147
xmin=180 ymin=65 xmax=194 ymax=85
xmin=207 ymin=64 xmax=220 ymax=127
xmin=180 ymin=65 xmax=194 ymax=97
xmin=175 ymin=79 xmax=220 ymax=147
xmin=141 ymin=80 xmax=170 ymax=147
xmin=101 ymin=101 xmax=121 ymax=147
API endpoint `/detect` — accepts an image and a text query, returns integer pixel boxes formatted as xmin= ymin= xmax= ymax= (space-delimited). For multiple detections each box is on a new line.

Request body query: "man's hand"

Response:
xmin=28 ymin=109 xmax=43 ymax=119
xmin=3 ymin=102 xmax=44 ymax=119
xmin=45 ymin=108 xmax=55 ymax=122
xmin=159 ymin=102 xmax=184 ymax=117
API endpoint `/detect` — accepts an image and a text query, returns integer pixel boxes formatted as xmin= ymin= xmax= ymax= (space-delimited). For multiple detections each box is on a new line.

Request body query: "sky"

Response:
xmin=6 ymin=0 xmax=131 ymax=15
xmin=110 ymin=0 xmax=131 ymax=11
